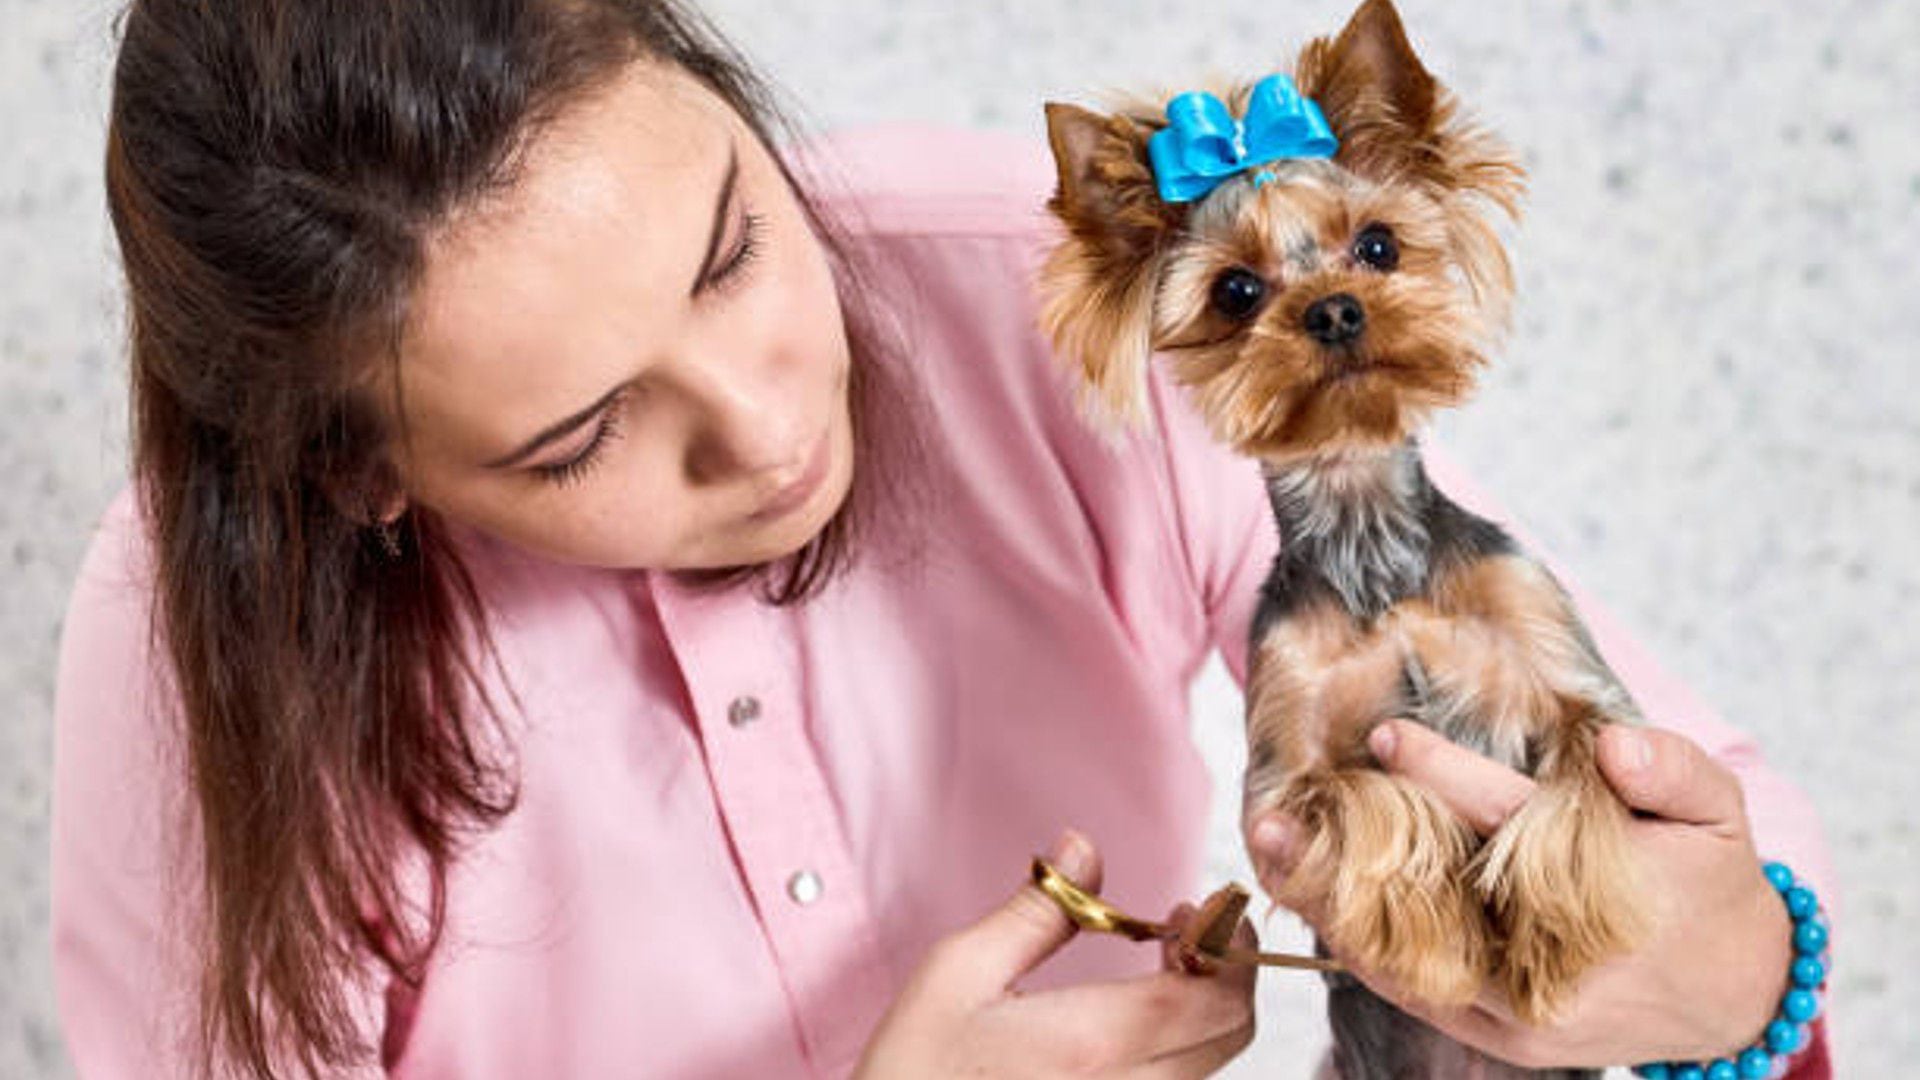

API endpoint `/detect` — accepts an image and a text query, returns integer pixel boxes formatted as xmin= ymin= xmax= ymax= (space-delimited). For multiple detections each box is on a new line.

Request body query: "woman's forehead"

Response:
xmin=437 ymin=61 xmax=732 ymax=246
xmin=395 ymin=62 xmax=741 ymax=454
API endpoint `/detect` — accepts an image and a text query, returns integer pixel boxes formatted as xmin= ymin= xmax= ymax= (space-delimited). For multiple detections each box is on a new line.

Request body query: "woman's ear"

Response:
xmin=320 ymin=455 xmax=408 ymax=529
xmin=1037 ymin=102 xmax=1184 ymax=432
xmin=369 ymin=488 xmax=408 ymax=528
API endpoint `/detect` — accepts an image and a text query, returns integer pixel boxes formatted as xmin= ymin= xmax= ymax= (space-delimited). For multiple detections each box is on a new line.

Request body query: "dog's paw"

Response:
xmin=1475 ymin=774 xmax=1650 ymax=1023
xmin=1270 ymin=768 xmax=1490 ymax=1006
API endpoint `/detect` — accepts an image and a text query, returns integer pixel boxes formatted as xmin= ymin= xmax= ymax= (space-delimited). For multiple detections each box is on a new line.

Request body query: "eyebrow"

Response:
xmin=485 ymin=143 xmax=739 ymax=470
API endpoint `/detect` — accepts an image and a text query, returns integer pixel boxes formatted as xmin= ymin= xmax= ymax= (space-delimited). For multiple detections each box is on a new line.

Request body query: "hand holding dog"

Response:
xmin=854 ymin=829 xmax=1259 ymax=1079
xmin=1247 ymin=722 xmax=1793 ymax=1070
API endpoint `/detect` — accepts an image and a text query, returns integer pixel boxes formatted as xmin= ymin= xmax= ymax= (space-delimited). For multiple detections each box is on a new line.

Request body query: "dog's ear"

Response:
xmin=1038 ymin=102 xmax=1183 ymax=431
xmin=1295 ymin=0 xmax=1438 ymax=182
xmin=1043 ymin=102 xmax=1177 ymax=251
xmin=1297 ymin=0 xmax=1520 ymax=198
xmin=1298 ymin=0 xmax=1525 ymax=321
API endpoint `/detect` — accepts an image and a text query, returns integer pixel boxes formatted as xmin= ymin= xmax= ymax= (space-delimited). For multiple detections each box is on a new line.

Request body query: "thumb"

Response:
xmin=1245 ymin=811 xmax=1302 ymax=887
xmin=951 ymin=828 xmax=1104 ymax=999
xmin=1597 ymin=725 xmax=1746 ymax=828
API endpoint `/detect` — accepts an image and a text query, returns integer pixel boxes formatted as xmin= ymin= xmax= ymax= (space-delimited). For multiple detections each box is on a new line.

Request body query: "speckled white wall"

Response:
xmin=4 ymin=1 xmax=1914 ymax=1076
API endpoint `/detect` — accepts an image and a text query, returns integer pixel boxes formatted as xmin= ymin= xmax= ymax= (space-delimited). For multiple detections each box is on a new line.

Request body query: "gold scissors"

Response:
xmin=1031 ymin=857 xmax=1341 ymax=973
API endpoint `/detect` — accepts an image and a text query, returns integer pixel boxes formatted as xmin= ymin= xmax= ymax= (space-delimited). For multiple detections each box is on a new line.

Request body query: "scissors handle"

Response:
xmin=1029 ymin=857 xmax=1342 ymax=972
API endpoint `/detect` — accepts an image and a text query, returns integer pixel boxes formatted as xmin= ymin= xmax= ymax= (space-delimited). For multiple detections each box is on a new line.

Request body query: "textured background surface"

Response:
xmin=5 ymin=0 xmax=1915 ymax=1075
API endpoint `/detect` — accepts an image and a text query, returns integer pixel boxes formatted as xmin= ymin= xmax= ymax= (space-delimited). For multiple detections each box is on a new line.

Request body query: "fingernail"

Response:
xmin=1368 ymin=722 xmax=1398 ymax=764
xmin=1611 ymin=729 xmax=1651 ymax=773
xmin=1048 ymin=827 xmax=1093 ymax=879
xmin=1252 ymin=816 xmax=1298 ymax=867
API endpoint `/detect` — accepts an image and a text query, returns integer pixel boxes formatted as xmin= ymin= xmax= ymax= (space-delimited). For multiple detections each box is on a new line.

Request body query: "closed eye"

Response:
xmin=701 ymin=208 xmax=764 ymax=296
xmin=530 ymin=392 xmax=627 ymax=487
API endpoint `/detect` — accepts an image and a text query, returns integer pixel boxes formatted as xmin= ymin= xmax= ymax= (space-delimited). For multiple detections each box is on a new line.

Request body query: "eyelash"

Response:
xmin=531 ymin=393 xmax=626 ymax=487
xmin=707 ymin=209 xmax=765 ymax=293
xmin=530 ymin=208 xmax=764 ymax=487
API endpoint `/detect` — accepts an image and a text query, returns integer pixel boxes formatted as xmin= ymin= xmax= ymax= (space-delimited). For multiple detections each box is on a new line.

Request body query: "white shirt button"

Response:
xmin=786 ymin=869 xmax=824 ymax=906
xmin=727 ymin=695 xmax=761 ymax=727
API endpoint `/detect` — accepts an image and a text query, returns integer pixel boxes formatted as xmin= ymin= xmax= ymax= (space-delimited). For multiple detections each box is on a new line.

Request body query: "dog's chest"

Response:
xmin=1248 ymin=445 xmax=1548 ymax=773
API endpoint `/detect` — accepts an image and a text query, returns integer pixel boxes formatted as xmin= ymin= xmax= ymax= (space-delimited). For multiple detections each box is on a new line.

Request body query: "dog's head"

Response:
xmin=1038 ymin=0 xmax=1525 ymax=464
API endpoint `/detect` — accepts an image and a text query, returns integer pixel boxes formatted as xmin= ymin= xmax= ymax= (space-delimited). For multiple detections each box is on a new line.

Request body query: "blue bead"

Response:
xmin=1633 ymin=1065 xmax=1672 ymax=1079
xmin=1783 ymin=988 xmax=1820 ymax=1023
xmin=1737 ymin=1048 xmax=1773 ymax=1078
xmin=1784 ymin=886 xmax=1818 ymax=920
xmin=1674 ymin=1065 xmax=1706 ymax=1080
xmin=1765 ymin=1019 xmax=1806 ymax=1054
xmin=1793 ymin=920 xmax=1829 ymax=955
xmin=1706 ymin=1060 xmax=1737 ymax=1080
xmin=1791 ymin=956 xmax=1826 ymax=987
xmin=1762 ymin=862 xmax=1794 ymax=893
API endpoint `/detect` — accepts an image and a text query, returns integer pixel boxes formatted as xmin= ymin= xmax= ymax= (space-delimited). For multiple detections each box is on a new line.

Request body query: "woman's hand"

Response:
xmin=853 ymin=829 xmax=1258 ymax=1078
xmin=1245 ymin=721 xmax=1794 ymax=1070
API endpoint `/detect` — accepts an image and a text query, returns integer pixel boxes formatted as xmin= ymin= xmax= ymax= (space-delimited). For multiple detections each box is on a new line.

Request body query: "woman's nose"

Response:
xmin=671 ymin=362 xmax=802 ymax=485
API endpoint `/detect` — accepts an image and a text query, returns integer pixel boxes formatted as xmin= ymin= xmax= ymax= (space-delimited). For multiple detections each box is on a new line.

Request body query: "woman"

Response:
xmin=51 ymin=1 xmax=1833 ymax=1077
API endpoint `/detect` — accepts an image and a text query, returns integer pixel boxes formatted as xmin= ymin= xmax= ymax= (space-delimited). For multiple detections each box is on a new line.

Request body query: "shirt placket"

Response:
xmin=644 ymin=571 xmax=892 ymax=1077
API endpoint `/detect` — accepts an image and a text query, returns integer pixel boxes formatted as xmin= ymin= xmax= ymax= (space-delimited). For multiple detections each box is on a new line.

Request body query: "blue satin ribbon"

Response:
xmin=1147 ymin=73 xmax=1339 ymax=203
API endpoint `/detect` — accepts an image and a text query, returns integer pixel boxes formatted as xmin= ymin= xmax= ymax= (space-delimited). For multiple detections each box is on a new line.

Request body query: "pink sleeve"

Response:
xmin=1784 ymin=1018 xmax=1834 ymax=1079
xmin=49 ymin=492 xmax=388 ymax=1077
xmin=1140 ymin=353 xmax=1282 ymax=690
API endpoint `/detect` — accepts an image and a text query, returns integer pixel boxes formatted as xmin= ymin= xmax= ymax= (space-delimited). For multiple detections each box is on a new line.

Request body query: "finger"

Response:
xmin=1596 ymin=725 xmax=1746 ymax=828
xmin=1216 ymin=914 xmax=1260 ymax=995
xmin=1369 ymin=719 xmax=1536 ymax=837
xmin=1327 ymin=953 xmax=1525 ymax=1064
xmin=950 ymin=827 xmax=1105 ymax=1000
xmin=1243 ymin=817 xmax=1332 ymax=930
xmin=1244 ymin=810 xmax=1303 ymax=890
xmin=1382 ymin=992 xmax=1522 ymax=1064
xmin=1166 ymin=907 xmax=1261 ymax=988
xmin=1132 ymin=1015 xmax=1257 ymax=1078
xmin=1002 ymin=966 xmax=1254 ymax=1070
xmin=1316 ymin=933 xmax=1594 ymax=1070
xmin=1165 ymin=892 xmax=1263 ymax=978
xmin=1159 ymin=904 xmax=1202 ymax=974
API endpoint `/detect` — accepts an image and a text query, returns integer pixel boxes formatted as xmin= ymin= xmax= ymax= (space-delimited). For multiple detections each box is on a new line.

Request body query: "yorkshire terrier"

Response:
xmin=1036 ymin=1 xmax=1651 ymax=1075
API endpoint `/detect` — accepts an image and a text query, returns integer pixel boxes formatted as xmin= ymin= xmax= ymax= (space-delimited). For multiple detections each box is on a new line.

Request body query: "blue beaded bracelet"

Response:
xmin=1631 ymin=862 xmax=1828 ymax=1080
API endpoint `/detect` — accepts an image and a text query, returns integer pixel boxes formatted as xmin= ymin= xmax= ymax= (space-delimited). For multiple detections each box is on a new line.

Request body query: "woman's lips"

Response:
xmin=747 ymin=429 xmax=831 ymax=522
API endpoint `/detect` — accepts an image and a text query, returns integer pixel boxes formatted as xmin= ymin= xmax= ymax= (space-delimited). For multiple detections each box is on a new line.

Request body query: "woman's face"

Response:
xmin=392 ymin=60 xmax=854 ymax=570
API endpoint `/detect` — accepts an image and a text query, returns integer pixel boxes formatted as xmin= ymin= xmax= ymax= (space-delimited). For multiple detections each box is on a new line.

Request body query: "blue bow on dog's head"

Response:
xmin=1147 ymin=74 xmax=1339 ymax=203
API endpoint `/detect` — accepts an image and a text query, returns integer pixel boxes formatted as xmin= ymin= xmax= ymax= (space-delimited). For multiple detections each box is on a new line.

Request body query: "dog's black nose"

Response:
xmin=1303 ymin=293 xmax=1366 ymax=346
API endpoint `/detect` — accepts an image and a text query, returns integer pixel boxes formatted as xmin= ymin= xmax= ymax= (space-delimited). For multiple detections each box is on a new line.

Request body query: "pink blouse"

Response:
xmin=51 ymin=124 xmax=1835 ymax=1078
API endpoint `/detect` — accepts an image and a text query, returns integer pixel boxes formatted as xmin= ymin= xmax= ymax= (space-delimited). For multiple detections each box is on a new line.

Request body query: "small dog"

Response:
xmin=1036 ymin=1 xmax=1651 ymax=1075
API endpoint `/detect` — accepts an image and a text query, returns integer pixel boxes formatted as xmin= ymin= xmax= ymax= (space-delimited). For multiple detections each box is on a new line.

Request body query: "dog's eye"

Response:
xmin=1352 ymin=223 xmax=1400 ymax=272
xmin=1209 ymin=267 xmax=1268 ymax=321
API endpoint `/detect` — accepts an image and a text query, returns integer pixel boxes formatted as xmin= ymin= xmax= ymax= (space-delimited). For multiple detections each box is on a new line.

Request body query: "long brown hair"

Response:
xmin=104 ymin=1 xmax=922 ymax=1075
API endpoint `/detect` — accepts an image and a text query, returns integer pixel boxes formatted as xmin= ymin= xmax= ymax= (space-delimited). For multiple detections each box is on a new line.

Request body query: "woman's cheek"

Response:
xmin=573 ymin=454 xmax=692 ymax=566
xmin=468 ymin=456 xmax=686 ymax=569
xmin=767 ymin=210 xmax=848 ymax=379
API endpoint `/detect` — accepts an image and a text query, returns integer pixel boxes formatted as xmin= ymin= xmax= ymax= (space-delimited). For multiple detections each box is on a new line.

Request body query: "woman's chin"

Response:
xmin=752 ymin=415 xmax=855 ymax=561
